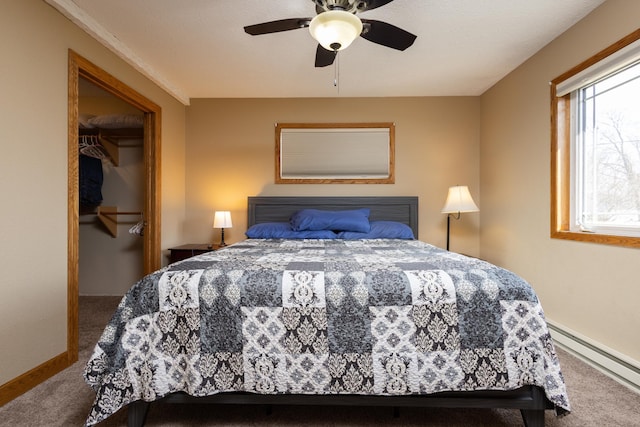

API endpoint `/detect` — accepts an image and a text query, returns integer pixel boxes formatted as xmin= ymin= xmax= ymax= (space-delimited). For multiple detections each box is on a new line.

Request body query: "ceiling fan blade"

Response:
xmin=360 ymin=19 xmax=416 ymax=50
xmin=315 ymin=44 xmax=337 ymax=67
xmin=244 ymin=18 xmax=311 ymax=35
xmin=357 ymin=0 xmax=396 ymax=12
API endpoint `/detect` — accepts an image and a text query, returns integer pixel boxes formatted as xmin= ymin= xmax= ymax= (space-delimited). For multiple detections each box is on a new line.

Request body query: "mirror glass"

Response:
xmin=276 ymin=123 xmax=395 ymax=183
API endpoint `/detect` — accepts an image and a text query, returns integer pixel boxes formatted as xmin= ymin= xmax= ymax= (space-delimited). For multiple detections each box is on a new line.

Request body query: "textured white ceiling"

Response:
xmin=48 ymin=0 xmax=605 ymax=103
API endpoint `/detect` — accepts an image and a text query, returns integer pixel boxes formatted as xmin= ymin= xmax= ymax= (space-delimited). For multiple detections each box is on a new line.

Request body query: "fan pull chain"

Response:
xmin=334 ymin=50 xmax=340 ymax=91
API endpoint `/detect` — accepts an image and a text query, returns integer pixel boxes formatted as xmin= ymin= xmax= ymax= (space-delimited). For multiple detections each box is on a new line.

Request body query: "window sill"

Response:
xmin=551 ymin=230 xmax=640 ymax=249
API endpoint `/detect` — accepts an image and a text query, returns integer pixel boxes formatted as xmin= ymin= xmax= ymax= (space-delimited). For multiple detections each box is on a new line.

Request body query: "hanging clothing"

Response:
xmin=79 ymin=154 xmax=103 ymax=214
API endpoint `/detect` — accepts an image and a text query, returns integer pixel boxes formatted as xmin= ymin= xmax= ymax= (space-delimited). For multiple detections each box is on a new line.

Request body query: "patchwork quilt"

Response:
xmin=84 ymin=239 xmax=570 ymax=426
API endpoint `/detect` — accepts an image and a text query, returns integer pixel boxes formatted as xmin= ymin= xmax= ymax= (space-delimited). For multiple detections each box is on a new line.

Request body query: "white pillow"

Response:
xmin=87 ymin=114 xmax=143 ymax=129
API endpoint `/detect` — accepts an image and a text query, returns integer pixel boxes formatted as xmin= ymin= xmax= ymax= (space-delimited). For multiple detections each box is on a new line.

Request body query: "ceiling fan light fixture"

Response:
xmin=309 ymin=10 xmax=363 ymax=51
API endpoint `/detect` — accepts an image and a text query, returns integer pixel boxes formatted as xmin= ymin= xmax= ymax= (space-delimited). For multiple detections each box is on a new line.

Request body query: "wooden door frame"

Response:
xmin=67 ymin=50 xmax=162 ymax=362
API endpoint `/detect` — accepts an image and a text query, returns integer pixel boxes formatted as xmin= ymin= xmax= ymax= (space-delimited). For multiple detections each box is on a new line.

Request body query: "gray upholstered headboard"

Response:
xmin=247 ymin=196 xmax=419 ymax=237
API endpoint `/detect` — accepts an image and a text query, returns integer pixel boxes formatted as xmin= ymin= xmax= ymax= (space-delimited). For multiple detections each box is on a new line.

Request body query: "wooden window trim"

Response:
xmin=550 ymin=29 xmax=640 ymax=249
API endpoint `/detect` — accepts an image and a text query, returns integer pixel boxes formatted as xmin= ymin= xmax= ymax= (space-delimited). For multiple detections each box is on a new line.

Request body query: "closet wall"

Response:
xmin=79 ymin=79 xmax=145 ymax=295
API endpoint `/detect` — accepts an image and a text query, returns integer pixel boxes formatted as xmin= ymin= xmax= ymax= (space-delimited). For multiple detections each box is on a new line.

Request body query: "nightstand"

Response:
xmin=168 ymin=244 xmax=221 ymax=263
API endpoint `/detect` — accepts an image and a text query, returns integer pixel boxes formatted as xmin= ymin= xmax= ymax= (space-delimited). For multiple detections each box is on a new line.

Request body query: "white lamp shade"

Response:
xmin=441 ymin=186 xmax=479 ymax=214
xmin=309 ymin=10 xmax=363 ymax=51
xmin=213 ymin=211 xmax=232 ymax=228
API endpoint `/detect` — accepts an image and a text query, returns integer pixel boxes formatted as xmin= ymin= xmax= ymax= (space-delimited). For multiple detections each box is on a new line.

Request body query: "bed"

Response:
xmin=83 ymin=196 xmax=570 ymax=427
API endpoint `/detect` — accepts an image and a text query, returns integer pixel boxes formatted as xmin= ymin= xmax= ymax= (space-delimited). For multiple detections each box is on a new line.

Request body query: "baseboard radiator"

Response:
xmin=547 ymin=320 xmax=640 ymax=394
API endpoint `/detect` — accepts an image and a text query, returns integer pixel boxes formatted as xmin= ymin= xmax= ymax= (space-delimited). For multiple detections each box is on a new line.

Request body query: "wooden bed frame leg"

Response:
xmin=128 ymin=400 xmax=150 ymax=427
xmin=520 ymin=409 xmax=544 ymax=427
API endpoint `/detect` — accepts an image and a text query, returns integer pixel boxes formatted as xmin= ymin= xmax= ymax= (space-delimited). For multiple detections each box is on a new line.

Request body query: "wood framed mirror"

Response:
xmin=276 ymin=122 xmax=395 ymax=184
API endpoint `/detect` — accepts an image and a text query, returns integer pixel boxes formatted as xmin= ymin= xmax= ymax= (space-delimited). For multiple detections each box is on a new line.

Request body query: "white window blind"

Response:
xmin=280 ymin=128 xmax=390 ymax=178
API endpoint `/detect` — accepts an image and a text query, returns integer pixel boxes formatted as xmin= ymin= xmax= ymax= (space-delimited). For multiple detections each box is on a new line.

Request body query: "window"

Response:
xmin=551 ymin=30 xmax=640 ymax=248
xmin=275 ymin=123 xmax=395 ymax=184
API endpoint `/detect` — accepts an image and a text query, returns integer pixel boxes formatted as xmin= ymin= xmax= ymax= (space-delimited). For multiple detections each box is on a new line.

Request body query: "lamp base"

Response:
xmin=446 ymin=215 xmax=450 ymax=251
xmin=445 ymin=212 xmax=462 ymax=251
xmin=219 ymin=228 xmax=227 ymax=246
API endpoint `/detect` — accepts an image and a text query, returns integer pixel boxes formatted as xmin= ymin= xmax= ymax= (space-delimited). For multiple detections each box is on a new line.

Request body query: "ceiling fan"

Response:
xmin=244 ymin=0 xmax=417 ymax=67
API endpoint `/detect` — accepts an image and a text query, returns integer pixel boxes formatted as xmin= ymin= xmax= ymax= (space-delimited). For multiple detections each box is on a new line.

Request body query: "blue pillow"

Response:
xmin=246 ymin=222 xmax=337 ymax=239
xmin=290 ymin=208 xmax=371 ymax=232
xmin=337 ymin=221 xmax=415 ymax=240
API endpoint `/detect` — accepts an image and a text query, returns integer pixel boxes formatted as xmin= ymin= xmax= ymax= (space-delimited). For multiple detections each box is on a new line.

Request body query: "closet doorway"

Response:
xmin=67 ymin=50 xmax=161 ymax=362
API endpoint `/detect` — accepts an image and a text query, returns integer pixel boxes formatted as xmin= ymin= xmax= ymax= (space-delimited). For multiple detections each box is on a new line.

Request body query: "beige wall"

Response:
xmin=185 ymin=97 xmax=481 ymax=252
xmin=480 ymin=0 xmax=640 ymax=361
xmin=0 ymin=0 xmax=186 ymax=384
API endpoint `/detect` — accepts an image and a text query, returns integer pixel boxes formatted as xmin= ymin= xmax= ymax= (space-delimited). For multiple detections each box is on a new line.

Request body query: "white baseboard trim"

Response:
xmin=547 ymin=319 xmax=640 ymax=394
